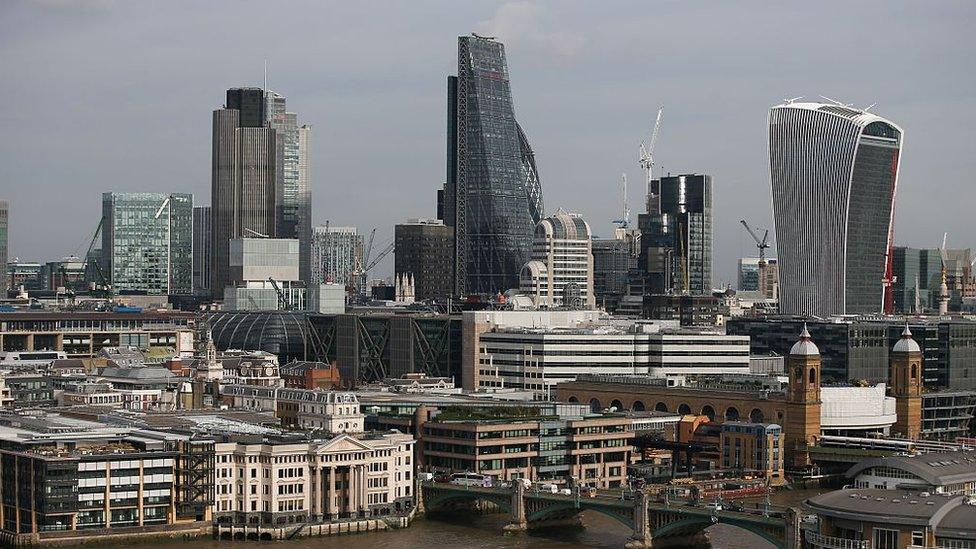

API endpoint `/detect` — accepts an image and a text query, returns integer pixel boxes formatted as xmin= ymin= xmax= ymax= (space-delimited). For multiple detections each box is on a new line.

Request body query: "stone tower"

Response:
xmin=784 ymin=324 xmax=822 ymax=470
xmin=891 ymin=325 xmax=923 ymax=439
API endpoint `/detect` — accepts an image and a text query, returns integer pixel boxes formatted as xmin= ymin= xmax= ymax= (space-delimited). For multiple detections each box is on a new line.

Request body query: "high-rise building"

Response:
xmin=442 ymin=35 xmax=544 ymax=297
xmin=891 ymin=247 xmax=943 ymax=314
xmin=310 ymin=225 xmax=363 ymax=287
xmin=737 ymin=257 xmax=779 ymax=299
xmin=265 ymin=90 xmax=313 ymax=283
xmin=0 ymin=200 xmax=7 ymax=274
xmin=192 ymin=206 xmax=212 ymax=297
xmin=211 ymin=87 xmax=279 ymax=295
xmin=101 ymin=192 xmax=193 ymax=295
xmin=519 ymin=211 xmax=594 ymax=309
xmin=769 ymin=101 xmax=903 ymax=317
xmin=592 ymin=236 xmax=637 ymax=312
xmin=638 ymin=174 xmax=713 ymax=295
xmin=394 ymin=218 xmax=454 ymax=301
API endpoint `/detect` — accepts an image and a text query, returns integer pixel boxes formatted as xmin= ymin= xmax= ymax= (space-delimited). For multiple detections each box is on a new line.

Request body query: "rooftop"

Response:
xmin=805 ymin=488 xmax=969 ymax=528
xmin=845 ymin=450 xmax=976 ymax=487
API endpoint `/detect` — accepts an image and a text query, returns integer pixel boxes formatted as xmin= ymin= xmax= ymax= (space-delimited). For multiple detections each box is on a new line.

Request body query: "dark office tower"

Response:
xmin=0 ymin=200 xmax=7 ymax=273
xmin=395 ymin=219 xmax=455 ymax=301
xmin=192 ymin=206 xmax=212 ymax=297
xmin=638 ymin=174 xmax=713 ymax=295
xmin=592 ymin=237 xmax=636 ymax=312
xmin=442 ymin=35 xmax=544 ymax=296
xmin=770 ymin=101 xmax=903 ymax=317
xmin=265 ymin=90 xmax=313 ymax=283
xmin=891 ymin=247 xmax=943 ymax=314
xmin=211 ymin=87 xmax=279 ymax=295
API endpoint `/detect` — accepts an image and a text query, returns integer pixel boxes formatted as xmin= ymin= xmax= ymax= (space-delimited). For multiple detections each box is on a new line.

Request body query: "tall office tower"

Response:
xmin=211 ymin=87 xmax=280 ymax=296
xmin=394 ymin=218 xmax=454 ymax=301
xmin=769 ymin=101 xmax=903 ymax=317
xmin=101 ymin=192 xmax=193 ymax=295
xmin=0 ymin=200 xmax=7 ymax=273
xmin=891 ymin=247 xmax=943 ymax=314
xmin=592 ymin=237 xmax=636 ymax=312
xmin=192 ymin=206 xmax=212 ymax=297
xmin=638 ymin=174 xmax=713 ymax=295
xmin=519 ymin=211 xmax=595 ymax=309
xmin=310 ymin=225 xmax=363 ymax=287
xmin=737 ymin=257 xmax=779 ymax=298
xmin=442 ymin=35 xmax=544 ymax=297
xmin=265 ymin=90 xmax=313 ymax=283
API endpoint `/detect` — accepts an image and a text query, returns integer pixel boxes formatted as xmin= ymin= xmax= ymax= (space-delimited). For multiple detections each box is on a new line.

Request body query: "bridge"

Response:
xmin=420 ymin=482 xmax=801 ymax=548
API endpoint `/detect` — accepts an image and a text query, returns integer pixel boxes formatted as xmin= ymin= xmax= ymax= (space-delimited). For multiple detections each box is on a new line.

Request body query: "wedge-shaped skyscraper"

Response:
xmin=769 ymin=102 xmax=903 ymax=316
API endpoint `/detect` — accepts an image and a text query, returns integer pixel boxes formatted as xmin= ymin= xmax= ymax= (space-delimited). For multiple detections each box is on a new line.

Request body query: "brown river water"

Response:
xmin=89 ymin=489 xmax=826 ymax=549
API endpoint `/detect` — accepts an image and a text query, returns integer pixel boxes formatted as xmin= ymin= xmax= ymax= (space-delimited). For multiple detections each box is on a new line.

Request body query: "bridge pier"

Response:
xmin=503 ymin=481 xmax=527 ymax=532
xmin=625 ymin=489 xmax=652 ymax=548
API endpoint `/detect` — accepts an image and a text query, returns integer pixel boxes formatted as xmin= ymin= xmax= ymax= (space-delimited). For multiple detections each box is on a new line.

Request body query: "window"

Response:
xmin=911 ymin=531 xmax=924 ymax=546
xmin=873 ymin=528 xmax=899 ymax=549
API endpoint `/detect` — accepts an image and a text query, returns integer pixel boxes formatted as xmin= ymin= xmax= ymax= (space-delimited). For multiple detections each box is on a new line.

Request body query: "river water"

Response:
xmin=99 ymin=489 xmax=827 ymax=549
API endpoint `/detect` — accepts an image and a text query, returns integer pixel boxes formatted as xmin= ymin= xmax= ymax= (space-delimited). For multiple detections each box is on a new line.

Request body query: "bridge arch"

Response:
xmin=653 ymin=516 xmax=784 ymax=549
xmin=423 ymin=490 xmax=512 ymax=513
xmin=526 ymin=502 xmax=633 ymax=529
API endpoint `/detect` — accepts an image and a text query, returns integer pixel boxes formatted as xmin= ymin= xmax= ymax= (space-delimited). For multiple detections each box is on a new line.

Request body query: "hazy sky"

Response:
xmin=1 ymin=0 xmax=973 ymax=286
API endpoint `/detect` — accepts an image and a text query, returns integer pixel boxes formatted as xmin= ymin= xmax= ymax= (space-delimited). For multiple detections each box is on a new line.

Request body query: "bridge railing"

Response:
xmin=804 ymin=529 xmax=869 ymax=549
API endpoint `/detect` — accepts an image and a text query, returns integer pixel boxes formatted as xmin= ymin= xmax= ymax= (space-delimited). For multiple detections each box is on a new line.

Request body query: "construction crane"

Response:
xmin=611 ymin=173 xmax=631 ymax=229
xmin=267 ymin=277 xmax=291 ymax=310
xmin=639 ymin=106 xmax=664 ymax=213
xmin=357 ymin=241 xmax=394 ymax=298
xmin=243 ymin=227 xmax=269 ymax=238
xmin=937 ymin=232 xmax=951 ymax=315
xmin=82 ymin=217 xmax=112 ymax=298
xmin=740 ymin=220 xmax=771 ymax=297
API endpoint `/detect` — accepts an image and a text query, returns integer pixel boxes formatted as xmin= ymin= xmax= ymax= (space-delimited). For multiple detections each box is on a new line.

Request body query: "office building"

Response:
xmin=44 ymin=256 xmax=87 ymax=294
xmin=719 ymin=422 xmax=785 ymax=484
xmin=192 ymin=206 xmax=212 ymax=297
xmin=6 ymin=260 xmax=44 ymax=291
xmin=442 ymin=35 xmax=543 ymax=297
xmin=310 ymin=226 xmax=362 ymax=287
xmin=101 ymin=192 xmax=193 ymax=295
xmin=0 ymin=200 xmax=7 ymax=275
xmin=737 ymin=257 xmax=778 ymax=299
xmin=212 ymin=87 xmax=279 ymax=295
xmin=637 ymin=174 xmax=713 ymax=295
xmin=891 ymin=247 xmax=942 ymax=314
xmin=265 ymin=90 xmax=313 ymax=283
xmin=769 ymin=101 xmax=903 ymax=316
xmin=519 ymin=211 xmax=594 ymax=309
xmin=592 ymin=236 xmax=636 ymax=313
xmin=394 ymin=219 xmax=454 ymax=301
xmin=223 ymin=238 xmax=305 ymax=311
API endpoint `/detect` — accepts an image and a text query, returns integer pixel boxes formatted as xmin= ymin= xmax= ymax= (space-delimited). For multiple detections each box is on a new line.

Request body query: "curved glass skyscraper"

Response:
xmin=443 ymin=35 xmax=544 ymax=296
xmin=769 ymin=102 xmax=903 ymax=317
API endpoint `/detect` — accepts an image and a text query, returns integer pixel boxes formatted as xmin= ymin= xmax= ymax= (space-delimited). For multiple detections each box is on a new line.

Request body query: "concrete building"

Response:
xmin=442 ymin=35 xmax=544 ymax=297
xmin=213 ymin=431 xmax=414 ymax=525
xmin=310 ymin=226 xmax=362 ymax=287
xmin=5 ymin=260 xmax=43 ymax=291
xmin=846 ymin=450 xmax=976 ymax=495
xmin=212 ymin=87 xmax=279 ymax=296
xmin=476 ymin=325 xmax=749 ymax=397
xmin=101 ymin=192 xmax=193 ymax=295
xmin=394 ymin=219 xmax=453 ymax=301
xmin=519 ymin=211 xmax=594 ymax=309
xmin=769 ymin=102 xmax=903 ymax=316
xmin=223 ymin=238 xmax=304 ymax=311
xmin=192 ymin=206 xmax=212 ymax=297
xmin=737 ymin=257 xmax=778 ymax=299
xmin=44 ymin=256 xmax=87 ymax=294
xmin=418 ymin=408 xmax=632 ymax=487
xmin=220 ymin=385 xmax=364 ymax=433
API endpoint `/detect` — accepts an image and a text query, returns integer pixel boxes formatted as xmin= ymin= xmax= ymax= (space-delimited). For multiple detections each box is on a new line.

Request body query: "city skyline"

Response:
xmin=1 ymin=1 xmax=973 ymax=288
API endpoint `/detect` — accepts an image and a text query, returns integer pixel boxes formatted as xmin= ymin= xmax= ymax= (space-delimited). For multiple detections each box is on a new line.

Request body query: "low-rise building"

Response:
xmin=719 ymin=422 xmax=785 ymax=485
xmin=846 ymin=450 xmax=976 ymax=495
xmin=220 ymin=385 xmax=365 ymax=433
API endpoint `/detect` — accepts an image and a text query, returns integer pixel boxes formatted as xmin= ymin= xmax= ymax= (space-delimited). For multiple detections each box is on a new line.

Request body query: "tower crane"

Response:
xmin=611 ymin=173 xmax=631 ymax=229
xmin=639 ymin=107 xmax=663 ymax=213
xmin=740 ymin=220 xmax=771 ymax=297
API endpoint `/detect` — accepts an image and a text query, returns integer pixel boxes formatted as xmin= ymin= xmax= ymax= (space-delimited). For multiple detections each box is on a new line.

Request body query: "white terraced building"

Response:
xmin=519 ymin=211 xmax=595 ymax=309
xmin=476 ymin=326 xmax=750 ymax=398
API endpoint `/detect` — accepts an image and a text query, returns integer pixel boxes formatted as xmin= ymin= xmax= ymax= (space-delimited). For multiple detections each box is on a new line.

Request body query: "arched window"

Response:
xmin=632 ymin=401 xmax=646 ymax=412
xmin=749 ymin=408 xmax=765 ymax=423
xmin=610 ymin=399 xmax=624 ymax=411
xmin=809 ymin=368 xmax=817 ymax=384
xmin=911 ymin=364 xmax=918 ymax=379
xmin=701 ymin=405 xmax=716 ymax=421
xmin=589 ymin=398 xmax=602 ymax=413
xmin=655 ymin=402 xmax=669 ymax=413
xmin=725 ymin=407 xmax=740 ymax=421
xmin=567 ymin=396 xmax=579 ymax=403
xmin=677 ymin=403 xmax=691 ymax=415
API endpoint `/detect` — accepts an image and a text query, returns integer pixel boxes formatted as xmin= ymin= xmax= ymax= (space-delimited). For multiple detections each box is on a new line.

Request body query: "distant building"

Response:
xmin=737 ymin=257 xmax=778 ymax=298
xmin=769 ymin=101 xmax=903 ymax=316
xmin=45 ymin=256 xmax=87 ymax=294
xmin=891 ymin=247 xmax=943 ymax=314
xmin=719 ymin=422 xmax=785 ymax=484
xmin=192 ymin=206 xmax=212 ymax=297
xmin=394 ymin=218 xmax=454 ymax=301
xmin=519 ymin=211 xmax=594 ymax=309
xmin=638 ymin=174 xmax=713 ymax=295
xmin=101 ymin=192 xmax=193 ymax=295
xmin=311 ymin=226 xmax=362 ymax=287
xmin=223 ymin=238 xmax=305 ymax=311
xmin=846 ymin=450 xmax=976 ymax=495
xmin=0 ymin=200 xmax=7 ymax=275
xmin=592 ymin=236 xmax=636 ymax=312
xmin=5 ymin=260 xmax=44 ymax=291
xmin=442 ymin=35 xmax=543 ymax=297
xmin=642 ymin=294 xmax=725 ymax=327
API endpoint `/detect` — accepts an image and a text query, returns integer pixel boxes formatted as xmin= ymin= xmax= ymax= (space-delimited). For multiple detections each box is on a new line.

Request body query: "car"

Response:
xmin=417 ymin=472 xmax=434 ymax=482
xmin=705 ymin=502 xmax=724 ymax=512
xmin=536 ymin=483 xmax=559 ymax=494
xmin=558 ymin=488 xmax=572 ymax=496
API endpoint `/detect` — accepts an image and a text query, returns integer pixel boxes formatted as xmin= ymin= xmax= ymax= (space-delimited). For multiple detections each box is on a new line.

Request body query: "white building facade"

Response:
xmin=519 ymin=211 xmax=594 ymax=309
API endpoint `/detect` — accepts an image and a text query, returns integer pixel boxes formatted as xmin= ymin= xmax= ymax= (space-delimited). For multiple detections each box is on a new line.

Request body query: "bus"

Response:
xmin=450 ymin=473 xmax=493 ymax=488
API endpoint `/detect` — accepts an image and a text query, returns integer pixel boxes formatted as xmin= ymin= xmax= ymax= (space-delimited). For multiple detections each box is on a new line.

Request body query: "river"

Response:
xmin=96 ymin=489 xmax=827 ymax=549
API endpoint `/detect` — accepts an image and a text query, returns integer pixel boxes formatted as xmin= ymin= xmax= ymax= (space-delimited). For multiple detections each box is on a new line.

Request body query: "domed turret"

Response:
xmin=892 ymin=324 xmax=922 ymax=354
xmin=790 ymin=324 xmax=820 ymax=356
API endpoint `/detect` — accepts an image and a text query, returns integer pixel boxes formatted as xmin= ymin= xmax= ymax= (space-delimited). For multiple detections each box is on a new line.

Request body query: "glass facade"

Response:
xmin=0 ymin=200 xmax=7 ymax=276
xmin=444 ymin=35 xmax=543 ymax=296
xmin=892 ymin=247 xmax=943 ymax=313
xmin=266 ymin=92 xmax=312 ymax=282
xmin=101 ymin=192 xmax=192 ymax=295
xmin=310 ymin=226 xmax=363 ymax=287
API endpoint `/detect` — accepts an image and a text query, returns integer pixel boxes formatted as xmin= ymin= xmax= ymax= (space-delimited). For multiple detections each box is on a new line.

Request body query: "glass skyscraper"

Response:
xmin=442 ymin=35 xmax=544 ymax=296
xmin=769 ymin=102 xmax=903 ymax=317
xmin=101 ymin=192 xmax=192 ymax=294
xmin=638 ymin=174 xmax=713 ymax=295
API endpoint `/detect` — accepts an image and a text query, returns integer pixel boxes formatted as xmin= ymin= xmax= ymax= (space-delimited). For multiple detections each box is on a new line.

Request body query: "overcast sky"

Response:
xmin=1 ymin=0 xmax=973 ymax=286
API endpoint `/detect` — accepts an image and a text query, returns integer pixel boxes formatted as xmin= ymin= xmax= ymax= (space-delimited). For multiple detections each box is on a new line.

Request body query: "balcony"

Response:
xmin=805 ymin=529 xmax=869 ymax=549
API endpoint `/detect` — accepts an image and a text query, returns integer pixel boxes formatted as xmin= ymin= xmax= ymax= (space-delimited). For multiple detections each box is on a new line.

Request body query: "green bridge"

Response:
xmin=420 ymin=482 xmax=802 ymax=548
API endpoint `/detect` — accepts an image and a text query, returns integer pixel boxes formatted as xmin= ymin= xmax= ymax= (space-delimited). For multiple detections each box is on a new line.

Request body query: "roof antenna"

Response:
xmin=263 ymin=59 xmax=268 ymax=95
